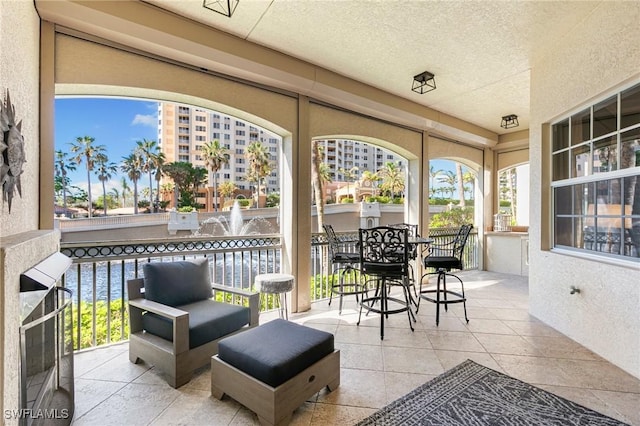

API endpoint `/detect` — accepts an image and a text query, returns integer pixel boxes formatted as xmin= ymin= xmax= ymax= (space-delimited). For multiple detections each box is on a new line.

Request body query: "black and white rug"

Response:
xmin=356 ymin=359 xmax=628 ymax=425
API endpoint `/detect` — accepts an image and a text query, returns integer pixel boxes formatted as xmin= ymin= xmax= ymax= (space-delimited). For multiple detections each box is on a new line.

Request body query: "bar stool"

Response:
xmin=255 ymin=273 xmax=295 ymax=320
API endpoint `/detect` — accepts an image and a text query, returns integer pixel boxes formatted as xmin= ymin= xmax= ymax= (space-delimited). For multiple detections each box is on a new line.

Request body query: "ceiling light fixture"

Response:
xmin=411 ymin=71 xmax=436 ymax=94
xmin=203 ymin=0 xmax=239 ymax=17
xmin=500 ymin=114 xmax=519 ymax=129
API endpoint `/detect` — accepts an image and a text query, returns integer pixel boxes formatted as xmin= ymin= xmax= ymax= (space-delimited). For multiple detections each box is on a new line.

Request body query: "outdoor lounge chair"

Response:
xmin=127 ymin=258 xmax=259 ymax=388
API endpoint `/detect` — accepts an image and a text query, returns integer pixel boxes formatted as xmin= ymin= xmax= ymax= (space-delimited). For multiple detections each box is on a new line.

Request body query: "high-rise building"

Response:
xmin=158 ymin=102 xmax=281 ymax=210
xmin=158 ymin=102 xmax=404 ymax=210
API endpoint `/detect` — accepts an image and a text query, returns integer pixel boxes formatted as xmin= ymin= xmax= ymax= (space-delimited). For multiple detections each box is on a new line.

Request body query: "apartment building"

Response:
xmin=158 ymin=102 xmax=402 ymax=209
xmin=158 ymin=102 xmax=281 ymax=210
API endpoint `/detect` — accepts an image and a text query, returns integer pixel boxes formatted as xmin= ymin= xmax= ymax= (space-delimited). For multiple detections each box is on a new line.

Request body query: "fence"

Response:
xmin=61 ymin=227 xmax=477 ymax=351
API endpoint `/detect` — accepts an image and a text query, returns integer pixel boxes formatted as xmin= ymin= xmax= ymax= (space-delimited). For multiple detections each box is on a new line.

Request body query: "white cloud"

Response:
xmin=131 ymin=114 xmax=156 ymax=127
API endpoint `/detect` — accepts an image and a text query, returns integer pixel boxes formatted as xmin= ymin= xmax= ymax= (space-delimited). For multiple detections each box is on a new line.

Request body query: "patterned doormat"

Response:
xmin=356 ymin=359 xmax=628 ymax=425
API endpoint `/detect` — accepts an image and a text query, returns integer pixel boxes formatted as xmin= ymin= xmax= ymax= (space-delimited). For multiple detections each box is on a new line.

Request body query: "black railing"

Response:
xmin=61 ymin=227 xmax=478 ymax=351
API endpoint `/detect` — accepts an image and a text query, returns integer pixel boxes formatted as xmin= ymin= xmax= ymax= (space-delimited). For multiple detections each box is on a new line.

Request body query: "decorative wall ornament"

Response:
xmin=0 ymin=89 xmax=26 ymax=212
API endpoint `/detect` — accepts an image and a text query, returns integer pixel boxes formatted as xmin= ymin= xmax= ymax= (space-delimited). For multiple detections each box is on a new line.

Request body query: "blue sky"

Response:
xmin=55 ymin=97 xmax=158 ymax=193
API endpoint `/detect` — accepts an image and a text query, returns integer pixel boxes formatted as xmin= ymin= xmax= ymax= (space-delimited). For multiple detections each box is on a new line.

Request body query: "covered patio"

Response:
xmin=72 ymin=271 xmax=639 ymax=425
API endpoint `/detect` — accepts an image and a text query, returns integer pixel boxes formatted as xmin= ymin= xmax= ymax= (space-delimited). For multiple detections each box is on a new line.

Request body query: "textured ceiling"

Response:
xmin=144 ymin=0 xmax=603 ymax=135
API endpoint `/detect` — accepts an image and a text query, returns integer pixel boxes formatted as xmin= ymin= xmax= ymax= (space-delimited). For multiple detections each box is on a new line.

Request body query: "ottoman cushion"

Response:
xmin=218 ymin=319 xmax=334 ymax=387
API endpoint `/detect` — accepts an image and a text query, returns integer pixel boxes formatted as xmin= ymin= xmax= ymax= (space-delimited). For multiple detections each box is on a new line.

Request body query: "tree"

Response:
xmin=438 ymin=170 xmax=457 ymax=201
xmin=246 ymin=141 xmax=272 ymax=208
xmin=361 ymin=170 xmax=379 ymax=198
xmin=121 ymin=151 xmax=144 ymax=214
xmin=95 ymin=154 xmax=118 ymax=216
xmin=202 ymin=139 xmax=230 ymax=212
xmin=338 ymin=166 xmax=359 ymax=201
xmin=379 ymin=162 xmax=404 ymax=200
xmin=163 ymin=162 xmax=207 ymax=209
xmin=218 ymin=181 xmax=237 ymax=209
xmin=311 ymin=140 xmax=326 ymax=231
xmin=429 ymin=165 xmax=442 ymax=198
xmin=119 ymin=177 xmax=131 ymax=208
xmin=70 ymin=136 xmax=106 ymax=218
xmin=54 ymin=150 xmax=76 ymax=218
xmin=456 ymin=163 xmax=466 ymax=207
xmin=152 ymin=152 xmax=166 ymax=212
xmin=136 ymin=139 xmax=159 ymax=208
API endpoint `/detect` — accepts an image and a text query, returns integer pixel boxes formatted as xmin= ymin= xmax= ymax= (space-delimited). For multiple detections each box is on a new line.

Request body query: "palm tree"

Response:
xmin=119 ymin=176 xmax=131 ymax=208
xmin=379 ymin=162 xmax=404 ymax=200
xmin=152 ymin=152 xmax=166 ymax=212
xmin=429 ymin=165 xmax=443 ymax=199
xmin=202 ymin=140 xmax=230 ymax=211
xmin=121 ymin=151 xmax=144 ymax=214
xmin=338 ymin=166 xmax=359 ymax=201
xmin=136 ymin=139 xmax=159 ymax=207
xmin=438 ymin=170 xmax=457 ymax=201
xmin=456 ymin=163 xmax=466 ymax=207
xmin=69 ymin=136 xmax=106 ymax=218
xmin=361 ymin=170 xmax=379 ymax=198
xmin=311 ymin=140 xmax=326 ymax=231
xmin=109 ymin=187 xmax=121 ymax=209
xmin=246 ymin=141 xmax=272 ymax=208
xmin=54 ymin=150 xmax=76 ymax=218
xmin=160 ymin=182 xmax=175 ymax=207
xmin=95 ymin=154 xmax=118 ymax=216
xmin=218 ymin=181 xmax=237 ymax=209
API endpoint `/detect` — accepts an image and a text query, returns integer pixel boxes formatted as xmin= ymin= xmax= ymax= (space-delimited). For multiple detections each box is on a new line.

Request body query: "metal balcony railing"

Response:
xmin=61 ymin=227 xmax=477 ymax=352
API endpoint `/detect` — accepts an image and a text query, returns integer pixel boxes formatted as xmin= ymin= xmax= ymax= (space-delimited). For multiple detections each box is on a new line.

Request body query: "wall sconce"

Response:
xmin=500 ymin=114 xmax=519 ymax=129
xmin=412 ymin=71 xmax=436 ymax=94
xmin=203 ymin=0 xmax=239 ymax=17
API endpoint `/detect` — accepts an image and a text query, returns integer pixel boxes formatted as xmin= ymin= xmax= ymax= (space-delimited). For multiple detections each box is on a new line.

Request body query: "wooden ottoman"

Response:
xmin=211 ymin=319 xmax=340 ymax=426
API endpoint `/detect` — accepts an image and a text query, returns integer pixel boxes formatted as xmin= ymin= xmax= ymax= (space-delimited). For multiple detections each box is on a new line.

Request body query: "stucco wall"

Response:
xmin=529 ymin=3 xmax=640 ymax=378
xmin=0 ymin=0 xmax=47 ymax=420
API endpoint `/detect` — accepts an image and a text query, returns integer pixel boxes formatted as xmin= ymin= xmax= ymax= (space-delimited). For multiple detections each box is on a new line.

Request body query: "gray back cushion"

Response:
xmin=143 ymin=258 xmax=213 ymax=306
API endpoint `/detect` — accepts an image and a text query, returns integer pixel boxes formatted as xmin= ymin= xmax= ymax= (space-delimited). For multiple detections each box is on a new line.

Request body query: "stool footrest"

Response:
xmin=419 ymin=289 xmax=466 ymax=304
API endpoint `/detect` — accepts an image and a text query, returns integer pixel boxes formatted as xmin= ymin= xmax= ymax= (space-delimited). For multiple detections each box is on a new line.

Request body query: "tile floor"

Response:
xmin=71 ymin=271 xmax=640 ymax=425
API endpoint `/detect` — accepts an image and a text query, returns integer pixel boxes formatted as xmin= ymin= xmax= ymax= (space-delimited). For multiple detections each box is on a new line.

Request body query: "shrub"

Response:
xmin=237 ymin=199 xmax=251 ymax=208
xmin=340 ymin=197 xmax=354 ymax=204
xmin=430 ymin=206 xmax=474 ymax=228
xmin=178 ymin=205 xmax=195 ymax=212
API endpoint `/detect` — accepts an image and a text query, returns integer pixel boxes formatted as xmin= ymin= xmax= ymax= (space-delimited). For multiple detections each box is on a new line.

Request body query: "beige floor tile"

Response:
xmin=434 ymin=350 xmax=504 ymax=373
xmin=334 ymin=323 xmax=382 ymax=345
xmin=489 ymin=307 xmax=536 ymax=321
xmin=74 ymin=343 xmax=130 ymax=377
xmin=555 ymin=358 xmax=640 ymax=393
xmin=335 ymin=342 xmax=384 ymax=371
xmin=73 ymin=378 xmax=127 ymax=419
xmin=73 ymin=383 xmax=181 ymax=425
xmin=383 ymin=371 xmax=435 ymax=404
xmin=316 ymin=368 xmax=387 ymax=409
xmin=501 ymin=319 xmax=564 ymax=337
xmin=474 ymin=332 xmax=542 ymax=356
xmin=150 ymin=388 xmax=240 ymax=425
xmin=492 ymin=354 xmax=582 ymax=387
xmin=591 ymin=389 xmax=640 ymax=425
xmin=382 ymin=346 xmax=444 ymax=375
xmin=522 ymin=335 xmax=602 ymax=360
xmin=310 ymin=403 xmax=376 ymax=426
xmin=71 ymin=271 xmax=640 ymax=426
xmin=81 ymin=351 xmax=152 ymax=383
xmin=426 ymin=330 xmax=486 ymax=352
xmin=463 ymin=318 xmax=517 ymax=335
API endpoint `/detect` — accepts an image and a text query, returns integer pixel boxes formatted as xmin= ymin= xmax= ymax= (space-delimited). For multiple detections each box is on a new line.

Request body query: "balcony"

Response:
xmin=71 ymin=270 xmax=639 ymax=425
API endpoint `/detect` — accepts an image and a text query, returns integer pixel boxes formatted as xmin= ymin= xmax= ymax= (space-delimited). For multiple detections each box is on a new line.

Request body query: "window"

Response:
xmin=551 ymin=82 xmax=640 ymax=261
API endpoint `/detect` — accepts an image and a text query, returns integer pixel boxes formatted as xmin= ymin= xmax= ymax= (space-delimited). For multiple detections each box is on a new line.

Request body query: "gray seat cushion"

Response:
xmin=142 ymin=258 xmax=212 ymax=307
xmin=218 ymin=319 xmax=334 ymax=387
xmin=142 ymin=299 xmax=251 ymax=349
